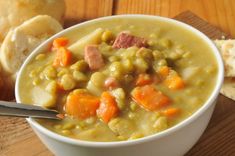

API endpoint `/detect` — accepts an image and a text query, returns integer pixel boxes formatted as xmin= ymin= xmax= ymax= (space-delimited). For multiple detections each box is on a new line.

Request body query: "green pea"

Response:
xmin=35 ymin=54 xmax=46 ymax=61
xmin=90 ymin=72 xmax=106 ymax=88
xmin=152 ymin=50 xmax=164 ymax=60
xmin=85 ymin=117 xmax=96 ymax=124
xmin=134 ymin=58 xmax=148 ymax=73
xmin=32 ymin=78 xmax=40 ymax=86
xmin=73 ymin=71 xmax=87 ymax=82
xmin=43 ymin=66 xmax=57 ymax=80
xmin=54 ymin=124 xmax=62 ymax=130
xmin=62 ymin=123 xmax=75 ymax=130
xmin=61 ymin=130 xmax=72 ymax=135
xmin=159 ymin=39 xmax=172 ymax=48
xmin=61 ymin=74 xmax=76 ymax=90
xmin=45 ymin=81 xmax=57 ymax=94
xmin=129 ymin=133 xmax=144 ymax=140
xmin=130 ymin=101 xmax=137 ymax=111
xmin=122 ymin=59 xmax=134 ymax=73
xmin=101 ymin=30 xmax=113 ymax=43
xmin=29 ymin=70 xmax=37 ymax=78
xmin=108 ymin=56 xmax=120 ymax=62
xmin=70 ymin=60 xmax=88 ymax=72
xmin=128 ymin=112 xmax=135 ymax=119
xmin=57 ymin=68 xmax=70 ymax=77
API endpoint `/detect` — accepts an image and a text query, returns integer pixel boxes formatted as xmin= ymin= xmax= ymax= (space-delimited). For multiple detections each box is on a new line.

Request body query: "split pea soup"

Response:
xmin=18 ymin=17 xmax=218 ymax=142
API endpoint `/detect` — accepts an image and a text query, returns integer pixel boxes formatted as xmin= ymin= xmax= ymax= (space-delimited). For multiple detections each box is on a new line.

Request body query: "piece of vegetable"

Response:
xmin=164 ymin=75 xmax=185 ymax=90
xmin=131 ymin=85 xmax=170 ymax=111
xmin=104 ymin=77 xmax=119 ymax=89
xmin=65 ymin=90 xmax=100 ymax=119
xmin=68 ymin=28 xmax=104 ymax=58
xmin=52 ymin=37 xmax=69 ymax=49
xmin=53 ymin=47 xmax=72 ymax=67
xmin=158 ymin=66 xmax=170 ymax=78
xmin=135 ymin=73 xmax=152 ymax=86
xmin=97 ymin=91 xmax=119 ymax=123
xmin=162 ymin=108 xmax=181 ymax=118
xmin=32 ymin=86 xmax=56 ymax=108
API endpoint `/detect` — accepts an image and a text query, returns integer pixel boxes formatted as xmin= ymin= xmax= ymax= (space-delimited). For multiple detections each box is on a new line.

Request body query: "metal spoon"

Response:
xmin=0 ymin=101 xmax=63 ymax=120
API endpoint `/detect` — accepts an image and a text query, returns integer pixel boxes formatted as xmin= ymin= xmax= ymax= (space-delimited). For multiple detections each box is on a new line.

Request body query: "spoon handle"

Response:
xmin=0 ymin=101 xmax=62 ymax=120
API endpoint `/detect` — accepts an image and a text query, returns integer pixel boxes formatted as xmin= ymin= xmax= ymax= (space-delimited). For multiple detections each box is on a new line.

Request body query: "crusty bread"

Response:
xmin=0 ymin=15 xmax=63 ymax=81
xmin=0 ymin=0 xmax=65 ymax=42
xmin=214 ymin=39 xmax=235 ymax=77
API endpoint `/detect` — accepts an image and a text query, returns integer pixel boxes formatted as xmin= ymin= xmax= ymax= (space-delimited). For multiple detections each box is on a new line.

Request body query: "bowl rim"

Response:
xmin=15 ymin=14 xmax=224 ymax=148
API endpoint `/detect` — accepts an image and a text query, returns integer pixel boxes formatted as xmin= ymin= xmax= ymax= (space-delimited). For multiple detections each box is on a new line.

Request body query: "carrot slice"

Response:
xmin=132 ymin=85 xmax=170 ymax=111
xmin=162 ymin=108 xmax=181 ymax=118
xmin=53 ymin=47 xmax=72 ymax=67
xmin=97 ymin=91 xmax=119 ymax=123
xmin=164 ymin=75 xmax=185 ymax=90
xmin=135 ymin=73 xmax=152 ymax=86
xmin=52 ymin=37 xmax=69 ymax=49
xmin=158 ymin=66 xmax=170 ymax=78
xmin=65 ymin=91 xmax=100 ymax=119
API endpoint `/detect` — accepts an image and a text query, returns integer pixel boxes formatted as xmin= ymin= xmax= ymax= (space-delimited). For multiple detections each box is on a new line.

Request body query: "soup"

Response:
xmin=19 ymin=17 xmax=218 ymax=142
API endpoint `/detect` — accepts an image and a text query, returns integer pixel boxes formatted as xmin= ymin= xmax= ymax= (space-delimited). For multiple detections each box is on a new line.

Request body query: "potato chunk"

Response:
xmin=32 ymin=86 xmax=56 ymax=108
xmin=68 ymin=28 xmax=104 ymax=58
xmin=108 ymin=118 xmax=135 ymax=138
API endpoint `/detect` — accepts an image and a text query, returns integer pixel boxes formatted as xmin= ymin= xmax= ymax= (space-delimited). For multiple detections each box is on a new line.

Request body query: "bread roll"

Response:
xmin=0 ymin=0 xmax=65 ymax=42
xmin=0 ymin=15 xmax=63 ymax=82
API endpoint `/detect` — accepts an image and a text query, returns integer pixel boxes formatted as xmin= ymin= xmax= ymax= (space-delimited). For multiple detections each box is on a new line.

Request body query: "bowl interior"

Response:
xmin=15 ymin=15 xmax=224 ymax=147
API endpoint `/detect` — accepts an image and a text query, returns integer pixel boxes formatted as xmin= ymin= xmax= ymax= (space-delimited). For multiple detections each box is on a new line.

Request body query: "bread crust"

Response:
xmin=0 ymin=15 xmax=63 ymax=92
xmin=0 ymin=0 xmax=65 ymax=42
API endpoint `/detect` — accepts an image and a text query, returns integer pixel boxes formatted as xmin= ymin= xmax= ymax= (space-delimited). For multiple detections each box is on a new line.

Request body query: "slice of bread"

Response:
xmin=0 ymin=0 xmax=65 ymax=42
xmin=0 ymin=15 xmax=63 ymax=81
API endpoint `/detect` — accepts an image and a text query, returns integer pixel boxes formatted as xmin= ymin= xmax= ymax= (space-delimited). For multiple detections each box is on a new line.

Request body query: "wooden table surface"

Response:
xmin=1 ymin=0 xmax=235 ymax=156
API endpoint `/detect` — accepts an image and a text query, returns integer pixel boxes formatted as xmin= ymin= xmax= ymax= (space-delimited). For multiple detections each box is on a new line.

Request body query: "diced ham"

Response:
xmin=84 ymin=45 xmax=104 ymax=70
xmin=112 ymin=32 xmax=147 ymax=49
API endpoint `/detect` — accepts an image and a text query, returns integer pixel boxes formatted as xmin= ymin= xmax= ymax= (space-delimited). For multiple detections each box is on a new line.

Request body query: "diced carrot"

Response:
xmin=104 ymin=77 xmax=119 ymax=89
xmin=53 ymin=47 xmax=72 ymax=67
xmin=52 ymin=37 xmax=69 ymax=49
xmin=65 ymin=91 xmax=100 ymax=119
xmin=164 ymin=75 xmax=185 ymax=90
xmin=158 ymin=66 xmax=170 ymax=78
xmin=162 ymin=108 xmax=181 ymax=118
xmin=97 ymin=91 xmax=119 ymax=123
xmin=132 ymin=85 xmax=171 ymax=111
xmin=135 ymin=73 xmax=152 ymax=86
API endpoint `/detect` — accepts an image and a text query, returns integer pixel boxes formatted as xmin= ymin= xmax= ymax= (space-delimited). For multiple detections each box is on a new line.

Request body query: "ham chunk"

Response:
xmin=112 ymin=32 xmax=147 ymax=49
xmin=84 ymin=45 xmax=104 ymax=70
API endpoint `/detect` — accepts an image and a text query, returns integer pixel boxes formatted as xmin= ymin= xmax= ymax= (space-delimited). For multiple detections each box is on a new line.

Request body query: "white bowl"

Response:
xmin=15 ymin=15 xmax=224 ymax=156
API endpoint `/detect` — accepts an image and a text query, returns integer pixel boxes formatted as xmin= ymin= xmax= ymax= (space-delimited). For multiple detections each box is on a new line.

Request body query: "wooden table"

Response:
xmin=1 ymin=0 xmax=235 ymax=155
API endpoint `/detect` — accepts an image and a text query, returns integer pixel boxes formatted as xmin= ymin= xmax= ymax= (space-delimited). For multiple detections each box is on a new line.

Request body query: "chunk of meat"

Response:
xmin=112 ymin=32 xmax=147 ymax=49
xmin=84 ymin=45 xmax=104 ymax=70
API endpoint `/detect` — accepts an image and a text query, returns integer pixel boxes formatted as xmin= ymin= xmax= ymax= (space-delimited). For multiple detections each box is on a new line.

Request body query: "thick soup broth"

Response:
xmin=19 ymin=17 xmax=218 ymax=141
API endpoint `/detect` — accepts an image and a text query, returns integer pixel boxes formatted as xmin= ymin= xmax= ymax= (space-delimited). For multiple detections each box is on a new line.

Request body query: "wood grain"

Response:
xmin=113 ymin=0 xmax=235 ymax=38
xmin=64 ymin=0 xmax=113 ymax=27
xmin=1 ymin=0 xmax=235 ymax=156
